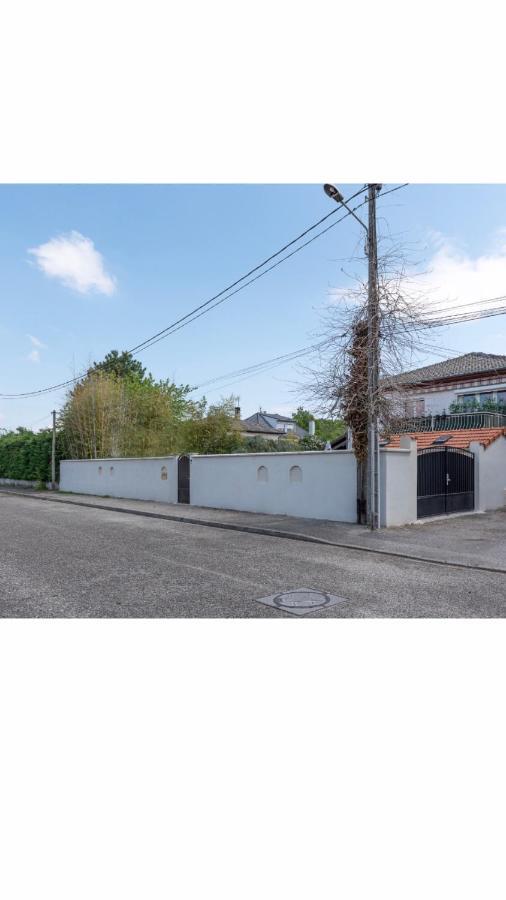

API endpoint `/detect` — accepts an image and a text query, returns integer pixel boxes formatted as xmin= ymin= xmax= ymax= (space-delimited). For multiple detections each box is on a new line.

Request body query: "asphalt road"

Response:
xmin=1 ymin=491 xmax=505 ymax=617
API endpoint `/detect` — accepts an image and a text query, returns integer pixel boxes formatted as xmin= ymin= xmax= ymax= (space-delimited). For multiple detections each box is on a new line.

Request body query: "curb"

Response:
xmin=2 ymin=488 xmax=506 ymax=577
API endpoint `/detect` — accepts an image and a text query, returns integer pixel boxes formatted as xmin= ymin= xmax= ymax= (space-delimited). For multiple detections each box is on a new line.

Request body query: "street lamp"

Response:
xmin=323 ymin=184 xmax=369 ymax=233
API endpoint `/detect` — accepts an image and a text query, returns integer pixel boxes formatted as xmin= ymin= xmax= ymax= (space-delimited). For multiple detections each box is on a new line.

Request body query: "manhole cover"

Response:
xmin=255 ymin=588 xmax=348 ymax=616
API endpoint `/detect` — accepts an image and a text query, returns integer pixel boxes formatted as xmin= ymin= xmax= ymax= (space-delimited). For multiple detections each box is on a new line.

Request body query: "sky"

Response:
xmin=1 ymin=183 xmax=506 ymax=432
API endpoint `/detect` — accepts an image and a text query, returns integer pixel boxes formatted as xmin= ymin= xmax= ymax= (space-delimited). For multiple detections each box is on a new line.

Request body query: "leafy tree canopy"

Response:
xmin=292 ymin=407 xmax=312 ymax=431
xmin=60 ymin=368 xmax=196 ymax=460
xmin=90 ymin=350 xmax=147 ymax=382
xmin=180 ymin=396 xmax=243 ymax=455
xmin=292 ymin=406 xmax=345 ymax=443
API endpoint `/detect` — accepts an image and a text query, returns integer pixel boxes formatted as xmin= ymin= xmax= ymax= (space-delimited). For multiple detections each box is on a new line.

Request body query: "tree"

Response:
xmin=292 ymin=406 xmax=312 ymax=431
xmin=340 ymin=319 xmax=368 ymax=463
xmin=292 ymin=406 xmax=345 ymax=443
xmin=300 ymin=236 xmax=442 ymax=431
xmin=300 ymin=237 xmax=441 ymax=521
xmin=90 ymin=349 xmax=147 ymax=381
xmin=180 ymin=396 xmax=243 ymax=455
xmin=60 ymin=370 xmax=195 ymax=459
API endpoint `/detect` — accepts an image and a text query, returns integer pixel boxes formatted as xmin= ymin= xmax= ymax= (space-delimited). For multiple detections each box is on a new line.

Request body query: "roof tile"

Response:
xmin=386 ymin=427 xmax=506 ymax=450
xmin=386 ymin=352 xmax=506 ymax=386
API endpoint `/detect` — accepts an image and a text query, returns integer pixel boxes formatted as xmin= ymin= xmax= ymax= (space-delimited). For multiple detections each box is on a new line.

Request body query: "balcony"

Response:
xmin=389 ymin=411 xmax=506 ymax=433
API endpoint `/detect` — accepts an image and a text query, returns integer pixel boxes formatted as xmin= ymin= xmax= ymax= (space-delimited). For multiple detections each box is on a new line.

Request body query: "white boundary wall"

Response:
xmin=56 ymin=438 xmax=505 ymax=524
xmin=470 ymin=436 xmax=506 ymax=512
xmin=58 ymin=440 xmax=423 ymax=526
xmin=60 ymin=456 xmax=178 ymax=503
xmin=189 ymin=451 xmax=358 ymax=521
xmin=380 ymin=438 xmax=418 ymax=527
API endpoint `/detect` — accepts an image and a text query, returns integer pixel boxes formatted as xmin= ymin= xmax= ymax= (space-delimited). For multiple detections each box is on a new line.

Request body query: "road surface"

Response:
xmin=1 ymin=491 xmax=505 ymax=617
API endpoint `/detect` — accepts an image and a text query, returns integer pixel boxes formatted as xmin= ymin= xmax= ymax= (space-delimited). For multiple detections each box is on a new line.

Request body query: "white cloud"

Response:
xmin=27 ymin=334 xmax=46 ymax=349
xmin=416 ymin=231 xmax=506 ymax=316
xmin=328 ymin=230 xmax=506 ymax=321
xmin=26 ymin=335 xmax=45 ymax=363
xmin=28 ymin=231 xmax=116 ymax=296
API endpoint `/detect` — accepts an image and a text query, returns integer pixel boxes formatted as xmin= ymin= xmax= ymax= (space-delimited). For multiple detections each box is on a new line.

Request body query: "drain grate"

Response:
xmin=255 ymin=587 xmax=348 ymax=616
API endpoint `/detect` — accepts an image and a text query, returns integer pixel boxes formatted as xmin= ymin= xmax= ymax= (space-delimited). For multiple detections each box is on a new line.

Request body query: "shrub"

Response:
xmin=449 ymin=399 xmax=506 ymax=414
xmin=0 ymin=429 xmax=63 ymax=482
xmin=298 ymin=435 xmax=326 ymax=451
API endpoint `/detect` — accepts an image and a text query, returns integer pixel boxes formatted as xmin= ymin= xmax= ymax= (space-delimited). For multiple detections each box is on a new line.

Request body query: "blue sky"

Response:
xmin=1 ymin=183 xmax=506 ymax=431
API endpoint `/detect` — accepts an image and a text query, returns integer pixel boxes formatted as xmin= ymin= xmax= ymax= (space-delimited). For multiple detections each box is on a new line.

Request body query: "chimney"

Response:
xmin=234 ymin=405 xmax=241 ymax=420
xmin=308 ymin=419 xmax=316 ymax=436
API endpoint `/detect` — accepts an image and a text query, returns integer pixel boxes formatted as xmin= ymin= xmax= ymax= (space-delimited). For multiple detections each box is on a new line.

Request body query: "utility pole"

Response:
xmin=323 ymin=182 xmax=382 ymax=529
xmin=51 ymin=409 xmax=56 ymax=490
xmin=366 ymin=184 xmax=381 ymax=530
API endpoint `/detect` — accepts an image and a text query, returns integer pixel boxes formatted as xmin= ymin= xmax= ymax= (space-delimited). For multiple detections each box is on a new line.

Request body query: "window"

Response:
xmin=98 ymin=466 xmax=103 ymax=475
xmin=461 ymin=392 xmax=492 ymax=407
xmin=109 ymin=466 xmax=114 ymax=476
xmin=462 ymin=393 xmax=478 ymax=404
xmin=289 ymin=465 xmax=302 ymax=483
xmin=161 ymin=465 xmax=168 ymax=480
xmin=257 ymin=465 xmax=268 ymax=483
xmin=405 ymin=398 xmax=425 ymax=416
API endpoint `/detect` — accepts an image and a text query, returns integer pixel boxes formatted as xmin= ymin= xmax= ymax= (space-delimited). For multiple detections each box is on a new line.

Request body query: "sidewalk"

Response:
xmin=2 ymin=487 xmax=505 ymax=573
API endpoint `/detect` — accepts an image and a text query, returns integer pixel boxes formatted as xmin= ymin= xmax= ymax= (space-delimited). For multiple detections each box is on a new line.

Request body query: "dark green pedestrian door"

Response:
xmin=178 ymin=455 xmax=190 ymax=504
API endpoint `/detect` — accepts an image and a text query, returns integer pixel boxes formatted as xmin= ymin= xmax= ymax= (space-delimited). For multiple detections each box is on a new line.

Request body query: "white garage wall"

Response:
xmin=190 ymin=451 xmax=358 ymax=522
xmin=60 ymin=457 xmax=178 ymax=503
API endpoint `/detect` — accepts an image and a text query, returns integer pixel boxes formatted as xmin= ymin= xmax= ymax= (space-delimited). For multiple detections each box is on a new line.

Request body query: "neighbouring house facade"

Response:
xmin=384 ymin=352 xmax=506 ymax=417
xmin=242 ymin=411 xmax=308 ymax=439
xmin=331 ymin=351 xmax=506 ymax=519
xmin=381 ymin=352 xmax=506 ymax=518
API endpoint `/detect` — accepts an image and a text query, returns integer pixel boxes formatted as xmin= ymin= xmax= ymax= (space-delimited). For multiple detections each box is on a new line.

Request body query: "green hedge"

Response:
xmin=0 ymin=430 xmax=63 ymax=482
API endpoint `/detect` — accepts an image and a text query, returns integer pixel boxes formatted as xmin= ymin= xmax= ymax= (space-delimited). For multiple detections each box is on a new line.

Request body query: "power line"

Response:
xmin=378 ymin=183 xmax=409 ymax=199
xmin=129 ymin=186 xmax=369 ymax=355
xmin=1 ymin=186 xmax=412 ymax=401
xmin=193 ymin=339 xmax=333 ymax=393
xmin=0 ymin=187 xmax=371 ymax=400
xmin=421 ymin=293 xmax=506 ymax=318
xmin=129 ymin=195 xmax=372 ymax=355
xmin=419 ymin=303 xmax=506 ymax=328
xmin=4 ymin=291 xmax=505 ymax=404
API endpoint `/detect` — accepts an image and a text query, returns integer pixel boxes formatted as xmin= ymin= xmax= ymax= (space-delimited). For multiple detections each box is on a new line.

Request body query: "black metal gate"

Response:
xmin=178 ymin=455 xmax=190 ymax=504
xmin=417 ymin=447 xmax=474 ymax=518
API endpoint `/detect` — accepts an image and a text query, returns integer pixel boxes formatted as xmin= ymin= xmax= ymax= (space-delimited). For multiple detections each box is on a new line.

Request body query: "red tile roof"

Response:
xmin=386 ymin=428 xmax=506 ymax=450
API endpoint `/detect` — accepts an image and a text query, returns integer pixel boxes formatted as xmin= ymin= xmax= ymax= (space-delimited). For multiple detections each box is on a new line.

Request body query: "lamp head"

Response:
xmin=323 ymin=183 xmax=344 ymax=203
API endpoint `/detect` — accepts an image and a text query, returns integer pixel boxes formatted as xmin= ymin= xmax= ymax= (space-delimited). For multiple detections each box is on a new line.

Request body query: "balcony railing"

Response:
xmin=389 ymin=411 xmax=506 ymax=433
